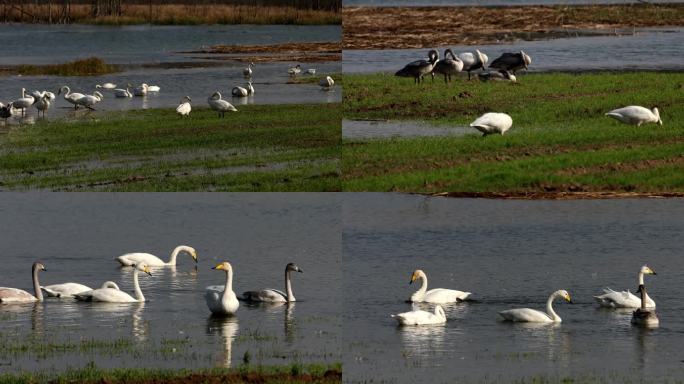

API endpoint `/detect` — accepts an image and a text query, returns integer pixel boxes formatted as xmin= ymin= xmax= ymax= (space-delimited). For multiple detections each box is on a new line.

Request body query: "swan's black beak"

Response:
xmin=409 ymin=280 xmax=413 ymax=285
xmin=298 ymin=268 xmax=303 ymax=273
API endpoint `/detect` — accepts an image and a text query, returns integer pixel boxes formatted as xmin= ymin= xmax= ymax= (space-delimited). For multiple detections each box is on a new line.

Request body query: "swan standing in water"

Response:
xmin=12 ymin=88 xmax=35 ymax=117
xmin=58 ymin=86 xmax=85 ymax=109
xmin=232 ymin=81 xmax=254 ymax=97
xmin=432 ymin=49 xmax=463 ymax=84
xmin=114 ymin=84 xmax=133 ymax=98
xmin=41 ymin=281 xmax=120 ymax=298
xmin=176 ymin=96 xmax=192 ymax=117
xmin=208 ymin=91 xmax=238 ymax=117
xmin=0 ymin=262 xmax=46 ymax=303
xmin=631 ymin=284 xmax=658 ymax=327
xmin=319 ymin=76 xmax=334 ymax=90
xmin=499 ymin=290 xmax=572 ymax=323
xmin=605 ymin=106 xmax=662 ymax=126
xmin=458 ymin=49 xmax=489 ymax=80
xmin=595 ymin=265 xmax=657 ymax=308
xmin=243 ymin=62 xmax=254 ymax=78
xmin=392 ymin=305 xmax=447 ymax=325
xmin=116 ymin=245 xmax=198 ymax=267
xmin=34 ymin=92 xmax=56 ymax=117
xmin=470 ymin=112 xmax=513 ymax=136
xmin=242 ymin=263 xmax=303 ymax=302
xmin=75 ymin=91 xmax=103 ymax=110
xmin=206 ymin=262 xmax=239 ymax=315
xmin=409 ymin=269 xmax=471 ymax=303
xmin=395 ymin=50 xmax=439 ymax=84
xmin=75 ymin=264 xmax=152 ymax=303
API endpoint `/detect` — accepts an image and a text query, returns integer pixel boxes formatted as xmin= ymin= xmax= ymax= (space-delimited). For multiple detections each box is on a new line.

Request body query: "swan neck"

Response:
xmin=418 ymin=273 xmax=428 ymax=295
xmin=223 ymin=267 xmax=233 ymax=299
xmin=638 ymin=272 xmax=644 ymax=285
xmin=285 ymin=269 xmax=295 ymax=301
xmin=168 ymin=247 xmax=182 ymax=265
xmin=33 ymin=265 xmax=43 ymax=301
xmin=546 ymin=293 xmax=559 ymax=321
xmin=133 ymin=268 xmax=145 ymax=302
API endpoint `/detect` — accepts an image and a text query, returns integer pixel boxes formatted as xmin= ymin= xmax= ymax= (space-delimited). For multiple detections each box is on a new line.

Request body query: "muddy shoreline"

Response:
xmin=182 ymin=42 xmax=341 ymax=63
xmin=429 ymin=192 xmax=684 ymax=200
xmin=343 ymin=4 xmax=684 ymax=49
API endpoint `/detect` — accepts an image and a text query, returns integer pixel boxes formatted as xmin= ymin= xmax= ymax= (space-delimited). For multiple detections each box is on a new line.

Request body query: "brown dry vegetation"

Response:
xmin=188 ymin=42 xmax=341 ymax=63
xmin=343 ymin=3 xmax=684 ymax=49
xmin=1 ymin=3 xmax=340 ymax=25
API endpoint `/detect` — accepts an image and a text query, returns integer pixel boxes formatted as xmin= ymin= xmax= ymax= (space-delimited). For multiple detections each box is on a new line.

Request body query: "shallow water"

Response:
xmin=342 ymin=193 xmax=684 ymax=383
xmin=343 ymin=27 xmax=684 ymax=73
xmin=0 ymin=194 xmax=340 ymax=372
xmin=345 ymin=0 xmax=683 ymax=6
xmin=0 ymin=24 xmax=340 ymax=66
xmin=343 ymin=119 xmax=473 ymax=139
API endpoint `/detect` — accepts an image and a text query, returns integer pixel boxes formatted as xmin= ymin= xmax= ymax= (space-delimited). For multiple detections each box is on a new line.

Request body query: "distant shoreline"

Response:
xmin=343 ymin=3 xmax=684 ymax=49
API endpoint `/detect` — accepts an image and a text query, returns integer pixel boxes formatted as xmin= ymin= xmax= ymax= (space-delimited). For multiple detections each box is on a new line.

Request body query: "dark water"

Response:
xmin=0 ymin=194 xmax=340 ymax=373
xmin=343 ymin=119 xmax=473 ymax=139
xmin=343 ymin=28 xmax=684 ymax=73
xmin=345 ymin=0 xmax=684 ymax=6
xmin=342 ymin=193 xmax=684 ymax=383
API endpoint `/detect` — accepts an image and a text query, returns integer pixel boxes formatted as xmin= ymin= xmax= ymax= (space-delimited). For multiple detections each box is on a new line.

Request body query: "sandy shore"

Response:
xmin=343 ymin=4 xmax=684 ymax=50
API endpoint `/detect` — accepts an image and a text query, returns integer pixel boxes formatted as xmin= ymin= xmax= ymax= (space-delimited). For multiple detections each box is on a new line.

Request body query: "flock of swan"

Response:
xmin=0 ymin=63 xmax=336 ymax=122
xmin=392 ymin=265 xmax=659 ymax=327
xmin=0 ymin=245 xmax=303 ymax=317
xmin=395 ymin=49 xmax=664 ymax=136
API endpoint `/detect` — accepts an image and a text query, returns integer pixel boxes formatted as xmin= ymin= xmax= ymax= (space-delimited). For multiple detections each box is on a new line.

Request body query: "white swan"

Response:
xmin=176 ymin=96 xmax=191 ymax=117
xmin=75 ymin=264 xmax=152 ymax=303
xmin=232 ymin=81 xmax=254 ymax=97
xmin=605 ymin=106 xmax=662 ymax=126
xmin=242 ymin=263 xmax=303 ymax=302
xmin=116 ymin=245 xmax=197 ymax=267
xmin=206 ymin=262 xmax=239 ymax=315
xmin=208 ymin=91 xmax=238 ymax=117
xmin=432 ymin=48 xmax=464 ymax=83
xmin=148 ymin=85 xmax=160 ymax=92
xmin=409 ymin=269 xmax=471 ymax=303
xmin=392 ymin=305 xmax=447 ymax=325
xmin=58 ymin=86 xmax=85 ymax=109
xmin=305 ymin=68 xmax=316 ymax=75
xmin=95 ymin=83 xmax=117 ymax=90
xmin=75 ymin=91 xmax=103 ymax=110
xmin=631 ymin=284 xmax=658 ymax=327
xmin=34 ymin=92 xmax=55 ymax=117
xmin=595 ymin=265 xmax=656 ymax=308
xmin=243 ymin=62 xmax=254 ymax=78
xmin=12 ymin=88 xmax=35 ymax=116
xmin=470 ymin=112 xmax=513 ymax=136
xmin=459 ymin=49 xmax=489 ymax=80
xmin=499 ymin=290 xmax=572 ymax=323
xmin=114 ymin=84 xmax=133 ymax=98
xmin=41 ymin=281 xmax=120 ymax=298
xmin=0 ymin=262 xmax=46 ymax=303
xmin=319 ymin=76 xmax=334 ymax=90
xmin=288 ymin=64 xmax=302 ymax=76
xmin=133 ymin=83 xmax=149 ymax=96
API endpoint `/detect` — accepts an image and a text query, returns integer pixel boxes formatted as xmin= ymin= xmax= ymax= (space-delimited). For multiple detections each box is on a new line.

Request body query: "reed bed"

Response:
xmin=9 ymin=57 xmax=119 ymax=77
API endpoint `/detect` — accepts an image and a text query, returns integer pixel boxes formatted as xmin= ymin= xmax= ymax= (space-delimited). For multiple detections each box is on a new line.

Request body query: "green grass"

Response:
xmin=11 ymin=57 xmax=120 ymax=77
xmin=342 ymin=71 xmax=684 ymax=193
xmin=0 ymin=362 xmax=342 ymax=384
xmin=0 ymin=103 xmax=340 ymax=191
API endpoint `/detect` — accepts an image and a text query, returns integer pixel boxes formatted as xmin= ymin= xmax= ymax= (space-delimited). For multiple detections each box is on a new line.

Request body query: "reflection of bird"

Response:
xmin=206 ymin=262 xmax=239 ymax=315
xmin=392 ymin=305 xmax=447 ymax=325
xmin=409 ymin=269 xmax=471 ymax=303
xmin=319 ymin=76 xmax=334 ymax=90
xmin=595 ymin=265 xmax=657 ymax=308
xmin=75 ymin=264 xmax=152 ymax=303
xmin=116 ymin=245 xmax=198 ymax=267
xmin=242 ymin=263 xmax=303 ymax=302
xmin=395 ymin=50 xmax=439 ymax=84
xmin=631 ymin=284 xmax=658 ymax=327
xmin=207 ymin=316 xmax=239 ymax=368
xmin=0 ymin=262 xmax=46 ymax=303
xmin=432 ymin=49 xmax=463 ymax=83
xmin=499 ymin=290 xmax=572 ymax=323
xmin=176 ymin=96 xmax=192 ymax=117
xmin=489 ymin=50 xmax=532 ymax=74
xmin=470 ymin=112 xmax=513 ymax=136
xmin=458 ymin=49 xmax=488 ymax=80
xmin=478 ymin=70 xmax=517 ymax=83
xmin=58 ymin=86 xmax=85 ymax=109
xmin=605 ymin=106 xmax=662 ymax=126
xmin=41 ymin=281 xmax=120 ymax=298
xmin=208 ymin=91 xmax=238 ymax=117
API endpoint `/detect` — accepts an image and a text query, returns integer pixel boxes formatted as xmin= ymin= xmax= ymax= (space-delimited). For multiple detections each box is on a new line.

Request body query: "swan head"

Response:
xmin=476 ymin=49 xmax=488 ymax=65
xmin=58 ymin=86 xmax=68 ymax=95
xmin=651 ymin=108 xmax=662 ymax=125
xmin=182 ymin=96 xmax=192 ymax=103
xmin=409 ymin=269 xmax=424 ymax=284
xmin=556 ymin=290 xmax=572 ymax=303
xmin=286 ymin=263 xmax=303 ymax=273
xmin=640 ymin=265 xmax=657 ymax=275
xmin=32 ymin=262 xmax=46 ymax=272
xmin=94 ymin=91 xmax=103 ymax=99
xmin=95 ymin=84 xmax=102 ymax=89
xmin=187 ymin=247 xmax=198 ymax=263
xmin=210 ymin=91 xmax=222 ymax=100
xmin=212 ymin=261 xmax=232 ymax=272
xmin=133 ymin=263 xmax=152 ymax=276
xmin=428 ymin=49 xmax=439 ymax=64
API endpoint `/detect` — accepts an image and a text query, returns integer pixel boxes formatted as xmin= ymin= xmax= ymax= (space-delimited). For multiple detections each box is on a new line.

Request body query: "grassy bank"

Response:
xmin=3 ymin=57 xmax=120 ymax=77
xmin=0 ymin=363 xmax=342 ymax=384
xmin=0 ymin=103 xmax=340 ymax=191
xmin=343 ymin=72 xmax=684 ymax=193
xmin=1 ymin=4 xmax=340 ymax=25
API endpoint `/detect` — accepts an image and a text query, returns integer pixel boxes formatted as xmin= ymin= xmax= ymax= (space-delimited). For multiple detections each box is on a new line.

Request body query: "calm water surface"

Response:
xmin=343 ymin=119 xmax=473 ymax=140
xmin=344 ymin=28 xmax=684 ymax=73
xmin=343 ymin=194 xmax=684 ymax=383
xmin=0 ymin=194 xmax=340 ymax=372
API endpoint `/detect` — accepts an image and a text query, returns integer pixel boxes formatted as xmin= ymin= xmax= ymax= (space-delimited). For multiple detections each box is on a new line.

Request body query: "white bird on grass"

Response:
xmin=176 ymin=96 xmax=192 ymax=117
xmin=58 ymin=86 xmax=85 ymax=109
xmin=605 ymin=106 xmax=662 ymax=126
xmin=470 ymin=112 xmax=513 ymax=136
xmin=208 ymin=91 xmax=238 ymax=117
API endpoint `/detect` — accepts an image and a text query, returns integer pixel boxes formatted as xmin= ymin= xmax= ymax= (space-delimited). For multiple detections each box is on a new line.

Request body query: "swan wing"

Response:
xmin=392 ymin=309 xmax=443 ymax=325
xmin=41 ymin=283 xmax=92 ymax=297
xmin=0 ymin=287 xmax=37 ymax=303
xmin=423 ymin=288 xmax=471 ymax=303
xmin=470 ymin=113 xmax=512 ymax=134
xmin=116 ymin=253 xmax=166 ymax=267
xmin=176 ymin=103 xmax=191 ymax=115
xmin=594 ymin=288 xmax=643 ymax=308
xmin=498 ymin=308 xmax=552 ymax=322
xmin=75 ymin=288 xmax=136 ymax=303
xmin=242 ymin=289 xmax=286 ymax=302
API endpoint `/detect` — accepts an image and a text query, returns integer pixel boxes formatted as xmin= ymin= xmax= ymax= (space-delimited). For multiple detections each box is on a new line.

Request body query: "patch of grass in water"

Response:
xmin=12 ymin=57 xmax=119 ymax=77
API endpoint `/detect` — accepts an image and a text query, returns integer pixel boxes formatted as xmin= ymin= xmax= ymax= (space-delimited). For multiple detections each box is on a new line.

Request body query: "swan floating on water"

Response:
xmin=176 ymin=96 xmax=192 ymax=117
xmin=208 ymin=91 xmax=238 ymax=117
xmin=58 ymin=86 xmax=85 ymax=109
xmin=114 ymin=84 xmax=133 ymax=98
xmin=244 ymin=62 xmax=254 ymax=78
xmin=605 ymin=106 xmax=662 ymax=126
xmin=409 ymin=269 xmax=471 ymax=303
xmin=432 ymin=49 xmax=463 ymax=84
xmin=96 ymin=83 xmax=117 ymax=90
xmin=75 ymin=263 xmax=152 ymax=303
xmin=499 ymin=290 xmax=572 ymax=323
xmin=392 ymin=305 xmax=447 ymax=325
xmin=116 ymin=245 xmax=197 ymax=267
xmin=242 ymin=263 xmax=303 ymax=302
xmin=34 ymin=92 xmax=55 ymax=117
xmin=489 ymin=50 xmax=531 ymax=74
xmin=41 ymin=281 xmax=120 ymax=298
xmin=133 ymin=83 xmax=149 ymax=96
xmin=458 ymin=49 xmax=488 ymax=80
xmin=305 ymin=68 xmax=316 ymax=75
xmin=0 ymin=262 xmax=46 ymax=304
xmin=595 ymin=265 xmax=656 ymax=308
xmin=288 ymin=64 xmax=302 ymax=76
xmin=470 ymin=112 xmax=513 ymax=136
xmin=232 ymin=81 xmax=254 ymax=97
xmin=319 ymin=76 xmax=334 ymax=90
xmin=395 ymin=49 xmax=439 ymax=84
xmin=206 ymin=262 xmax=239 ymax=315
xmin=631 ymin=284 xmax=658 ymax=327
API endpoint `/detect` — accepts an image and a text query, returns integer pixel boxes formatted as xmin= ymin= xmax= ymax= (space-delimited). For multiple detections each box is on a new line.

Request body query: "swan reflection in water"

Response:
xmin=207 ymin=315 xmax=239 ymax=368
